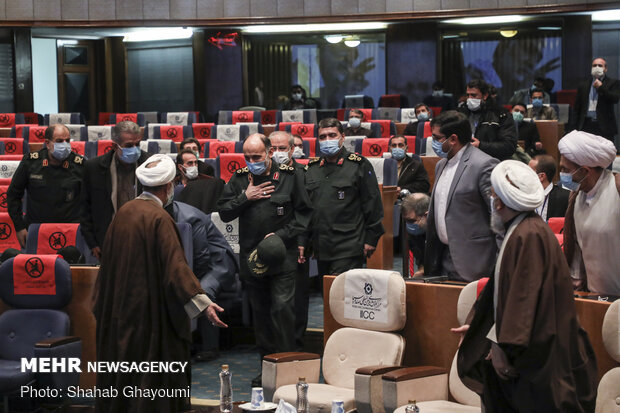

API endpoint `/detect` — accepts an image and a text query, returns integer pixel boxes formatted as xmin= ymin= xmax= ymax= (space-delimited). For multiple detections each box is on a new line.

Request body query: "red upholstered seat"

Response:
xmin=261 ymin=110 xmax=278 ymax=125
xmin=113 ymin=113 xmax=138 ymax=123
xmin=158 ymin=125 xmax=187 ymax=143
xmin=288 ymin=124 xmax=316 ymax=138
xmin=70 ymin=141 xmax=86 ymax=157
xmin=98 ymin=112 xmax=112 ymax=125
xmin=13 ymin=124 xmax=38 ymax=139
xmin=379 ymin=94 xmax=402 ymax=108
xmin=302 ymin=138 xmax=317 ymax=157
xmin=0 ymin=213 xmax=20 ymax=250
xmin=95 ymin=140 xmax=115 ymax=156
xmin=0 ymin=114 xmax=16 ymax=128
xmin=548 ymin=217 xmax=565 ymax=234
xmin=218 ymin=153 xmax=247 ymax=182
xmin=557 ymin=89 xmax=577 ymax=107
xmin=231 ymin=111 xmax=256 ymax=124
xmin=277 ymin=122 xmax=301 ymax=132
xmin=368 ymin=120 xmax=394 ymax=138
xmin=361 ymin=138 xmax=390 ymax=157
xmin=0 ymin=139 xmax=26 ymax=155
xmin=0 ymin=183 xmax=8 ymax=212
xmin=192 ymin=123 xmax=215 ymax=140
xmin=0 ymin=155 xmax=23 ymax=161
xmin=25 ymin=126 xmax=48 ymax=143
xmin=206 ymin=141 xmax=236 ymax=158
xmin=429 ymin=106 xmax=442 ymax=116
xmin=351 ymin=108 xmax=374 ymax=121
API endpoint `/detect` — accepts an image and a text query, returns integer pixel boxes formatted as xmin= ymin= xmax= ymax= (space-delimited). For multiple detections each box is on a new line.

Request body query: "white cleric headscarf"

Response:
xmin=558 ymin=130 xmax=616 ymax=168
xmin=491 ymin=160 xmax=545 ymax=212
xmin=135 ymin=154 xmax=176 ymax=186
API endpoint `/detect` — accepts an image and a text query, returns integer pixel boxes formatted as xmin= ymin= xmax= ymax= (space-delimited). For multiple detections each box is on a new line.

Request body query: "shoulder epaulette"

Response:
xmin=236 ymin=167 xmax=249 ymax=175
xmin=29 ymin=152 xmax=39 ymax=160
xmin=74 ymin=155 xmax=84 ymax=164
xmin=348 ymin=153 xmax=362 ymax=163
xmin=308 ymin=157 xmax=320 ymax=165
xmin=279 ymin=164 xmax=295 ymax=173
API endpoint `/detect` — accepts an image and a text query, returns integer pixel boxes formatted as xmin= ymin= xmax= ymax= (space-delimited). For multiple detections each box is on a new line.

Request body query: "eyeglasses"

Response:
xmin=431 ymin=134 xmax=447 ymax=142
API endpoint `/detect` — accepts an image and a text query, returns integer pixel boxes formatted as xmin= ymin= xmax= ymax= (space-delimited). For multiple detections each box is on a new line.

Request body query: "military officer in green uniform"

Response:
xmin=216 ymin=133 xmax=312 ymax=386
xmin=7 ymin=124 xmax=84 ymax=248
xmin=304 ymin=117 xmax=385 ymax=278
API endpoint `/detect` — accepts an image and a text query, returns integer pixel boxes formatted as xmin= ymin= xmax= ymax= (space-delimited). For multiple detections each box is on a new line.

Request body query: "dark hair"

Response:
xmin=543 ymin=78 xmax=555 ymax=91
xmin=430 ymin=110 xmax=472 ymax=145
xmin=388 ymin=135 xmax=407 ymax=147
xmin=180 ymin=138 xmax=201 ymax=151
xmin=176 ymin=148 xmax=197 ymax=165
xmin=349 ymin=109 xmax=364 ymax=119
xmin=512 ymin=102 xmax=527 ymax=110
xmin=44 ymin=124 xmax=69 ymax=141
xmin=531 ymin=88 xmax=545 ymax=96
xmin=414 ymin=103 xmax=431 ymax=116
xmin=291 ymin=84 xmax=307 ymax=98
xmin=432 ymin=81 xmax=444 ymax=90
xmin=533 ymin=154 xmax=556 ymax=182
xmin=318 ymin=118 xmax=344 ymax=134
xmin=466 ymin=79 xmax=489 ymax=96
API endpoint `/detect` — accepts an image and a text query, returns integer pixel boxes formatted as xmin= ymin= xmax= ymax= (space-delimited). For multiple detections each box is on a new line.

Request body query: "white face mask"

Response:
xmin=292 ymin=147 xmax=305 ymax=159
xmin=348 ymin=117 xmax=361 ymax=129
xmin=272 ymin=151 xmax=290 ymax=165
xmin=292 ymin=93 xmax=302 ymax=101
xmin=467 ymin=98 xmax=482 ymax=111
xmin=591 ymin=66 xmax=604 ymax=79
xmin=184 ymin=165 xmax=198 ymax=180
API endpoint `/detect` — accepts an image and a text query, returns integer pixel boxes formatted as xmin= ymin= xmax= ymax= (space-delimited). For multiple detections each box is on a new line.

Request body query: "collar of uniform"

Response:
xmin=321 ymin=147 xmax=347 ymax=167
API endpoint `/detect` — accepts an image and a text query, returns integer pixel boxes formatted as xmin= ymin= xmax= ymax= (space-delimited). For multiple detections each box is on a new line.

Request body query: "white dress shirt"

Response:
xmin=535 ymin=183 xmax=554 ymax=221
xmin=434 ymin=146 xmax=466 ymax=244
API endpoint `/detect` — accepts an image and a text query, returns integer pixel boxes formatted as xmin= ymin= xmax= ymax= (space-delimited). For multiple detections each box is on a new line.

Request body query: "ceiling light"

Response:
xmin=242 ymin=22 xmax=387 ymax=34
xmin=537 ymin=26 xmax=562 ymax=30
xmin=57 ymin=39 xmax=78 ymax=46
xmin=442 ymin=15 xmax=525 ymax=25
xmin=325 ymin=35 xmax=343 ymax=44
xmin=123 ymin=27 xmax=194 ymax=42
xmin=500 ymin=30 xmax=518 ymax=37
xmin=344 ymin=39 xmax=360 ymax=47
xmin=592 ymin=9 xmax=620 ymax=21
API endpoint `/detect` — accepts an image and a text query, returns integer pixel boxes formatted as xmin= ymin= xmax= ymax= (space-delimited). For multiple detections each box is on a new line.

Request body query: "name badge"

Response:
xmin=276 ymin=206 xmax=284 ymax=216
xmin=337 ymin=190 xmax=345 ymax=200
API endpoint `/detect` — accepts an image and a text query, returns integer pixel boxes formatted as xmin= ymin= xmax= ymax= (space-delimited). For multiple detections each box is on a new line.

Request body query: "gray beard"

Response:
xmin=490 ymin=208 xmax=506 ymax=236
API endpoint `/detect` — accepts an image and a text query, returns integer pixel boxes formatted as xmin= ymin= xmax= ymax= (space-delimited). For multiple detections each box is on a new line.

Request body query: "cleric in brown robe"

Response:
xmin=455 ymin=160 xmax=597 ymax=413
xmin=93 ymin=154 xmax=227 ymax=413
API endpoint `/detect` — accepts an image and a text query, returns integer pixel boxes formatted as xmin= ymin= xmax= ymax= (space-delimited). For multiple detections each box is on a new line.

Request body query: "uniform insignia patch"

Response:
xmin=62 ymin=161 xmax=69 ymax=169
xmin=42 ymin=159 xmax=48 ymax=167
xmin=74 ymin=156 xmax=83 ymax=164
xmin=338 ymin=190 xmax=345 ymax=200
xmin=236 ymin=167 xmax=249 ymax=174
xmin=29 ymin=152 xmax=39 ymax=160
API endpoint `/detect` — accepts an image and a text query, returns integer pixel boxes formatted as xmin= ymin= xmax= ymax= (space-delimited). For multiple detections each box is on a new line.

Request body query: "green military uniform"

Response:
xmin=7 ymin=148 xmax=84 ymax=232
xmin=305 ymin=147 xmax=384 ymax=276
xmin=216 ymin=161 xmax=312 ymax=356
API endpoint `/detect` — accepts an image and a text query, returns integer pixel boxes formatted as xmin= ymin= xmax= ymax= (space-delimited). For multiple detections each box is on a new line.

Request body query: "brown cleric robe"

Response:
xmin=93 ymin=197 xmax=204 ymax=413
xmin=457 ymin=212 xmax=597 ymax=413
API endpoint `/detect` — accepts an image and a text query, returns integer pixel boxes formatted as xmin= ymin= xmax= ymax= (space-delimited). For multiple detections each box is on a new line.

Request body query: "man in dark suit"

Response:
xmin=573 ymin=57 xmax=620 ymax=145
xmin=528 ymin=154 xmax=570 ymax=221
xmin=388 ymin=135 xmax=430 ymax=194
xmin=425 ymin=111 xmax=499 ymax=282
xmin=81 ymin=121 xmax=149 ymax=260
xmin=511 ymin=103 xmax=544 ymax=157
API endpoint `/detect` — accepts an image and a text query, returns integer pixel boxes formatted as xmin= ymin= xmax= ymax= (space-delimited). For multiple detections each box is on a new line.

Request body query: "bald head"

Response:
xmin=243 ymin=133 xmax=273 ymax=167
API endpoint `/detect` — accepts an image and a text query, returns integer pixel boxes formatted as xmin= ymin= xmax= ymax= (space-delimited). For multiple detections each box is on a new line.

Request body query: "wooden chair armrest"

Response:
xmin=264 ymin=352 xmax=320 ymax=363
xmin=356 ymin=365 xmax=402 ymax=376
xmin=35 ymin=336 xmax=80 ymax=348
xmin=382 ymin=366 xmax=447 ymax=382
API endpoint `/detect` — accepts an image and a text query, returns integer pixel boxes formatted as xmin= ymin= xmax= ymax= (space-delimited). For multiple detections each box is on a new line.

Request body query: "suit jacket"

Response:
xmin=457 ymin=104 xmax=517 ymax=161
xmin=547 ymin=184 xmax=570 ymax=220
xmin=398 ymin=155 xmax=430 ymax=194
xmin=573 ymin=76 xmax=620 ymax=137
xmin=515 ymin=120 xmax=541 ymax=156
xmin=425 ymin=144 xmax=499 ymax=281
xmin=80 ymin=150 xmax=150 ymax=250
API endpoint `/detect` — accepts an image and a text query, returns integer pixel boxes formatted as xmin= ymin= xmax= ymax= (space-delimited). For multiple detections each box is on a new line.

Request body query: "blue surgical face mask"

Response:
xmin=247 ymin=160 xmax=268 ymax=175
xmin=348 ymin=117 xmax=361 ymax=129
xmin=118 ymin=145 xmax=141 ymax=164
xmin=51 ymin=141 xmax=71 ymax=161
xmin=406 ymin=221 xmax=425 ymax=236
xmin=391 ymin=147 xmax=406 ymax=161
xmin=320 ymin=139 xmax=341 ymax=157
xmin=560 ymin=169 xmax=584 ymax=191
xmin=417 ymin=112 xmax=429 ymax=121
xmin=432 ymin=138 xmax=448 ymax=158
xmin=512 ymin=111 xmax=524 ymax=123
xmin=532 ymin=98 xmax=543 ymax=108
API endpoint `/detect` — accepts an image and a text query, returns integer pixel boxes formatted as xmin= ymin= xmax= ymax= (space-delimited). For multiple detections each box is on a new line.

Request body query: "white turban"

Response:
xmin=558 ymin=130 xmax=616 ymax=168
xmin=491 ymin=160 xmax=544 ymax=212
xmin=135 ymin=154 xmax=176 ymax=186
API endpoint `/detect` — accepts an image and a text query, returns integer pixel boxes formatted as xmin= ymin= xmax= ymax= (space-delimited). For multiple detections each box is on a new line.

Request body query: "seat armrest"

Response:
xmin=264 ymin=352 xmax=320 ymax=363
xmin=355 ymin=365 xmax=402 ymax=413
xmin=262 ymin=353 xmax=321 ymax=402
xmin=382 ymin=366 xmax=449 ymax=412
xmin=35 ymin=336 xmax=80 ymax=348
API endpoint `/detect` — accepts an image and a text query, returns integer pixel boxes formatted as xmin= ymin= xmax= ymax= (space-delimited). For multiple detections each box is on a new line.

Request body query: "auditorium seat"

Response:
xmin=65 ymin=125 xmax=85 ymax=141
xmin=0 ymin=113 xmax=25 ymax=128
xmin=0 ymin=213 xmax=21 ymax=251
xmin=160 ymin=112 xmax=197 ymax=125
xmin=109 ymin=113 xmax=146 ymax=126
xmin=70 ymin=141 xmax=86 ymax=157
xmin=21 ymin=126 xmax=47 ymax=143
xmin=84 ymin=125 xmax=113 ymax=141
xmin=0 ymin=161 xmax=20 ymax=179
xmin=140 ymin=111 xmax=159 ymax=124
xmin=260 ymin=110 xmax=281 ymax=125
xmin=146 ymin=123 xmax=171 ymax=139
xmin=236 ymin=122 xmax=264 ymax=135
xmin=548 ymin=217 xmax=564 ymax=234
xmin=317 ymin=109 xmax=338 ymax=122
xmin=0 ymin=138 xmax=27 ymax=155
xmin=302 ymin=138 xmax=318 ymax=157
xmin=44 ymin=113 xmax=83 ymax=125
xmin=152 ymin=125 xmax=192 ymax=142
xmin=201 ymin=158 xmax=217 ymax=176
xmin=85 ymin=140 xmax=115 ymax=159
xmin=429 ymin=106 xmax=442 ymax=116
xmin=0 ymin=155 xmax=24 ymax=161
xmin=344 ymin=108 xmax=376 ymax=121
xmin=217 ymin=153 xmax=247 ymax=182
xmin=140 ymin=139 xmax=179 ymax=154
xmin=218 ymin=110 xmax=261 ymax=124
xmin=376 ymin=107 xmax=401 ymax=122
xmin=342 ymin=95 xmax=374 ymax=109
xmin=416 ymin=121 xmax=432 ymax=139
xmin=215 ymin=125 xmax=250 ymax=141
xmin=19 ymin=112 xmax=42 ymax=125
xmin=367 ymin=157 xmax=398 ymax=186
xmin=400 ymin=108 xmax=418 ymax=124
xmin=282 ymin=109 xmax=317 ymax=124
xmin=266 ymin=269 xmax=407 ymax=410
xmin=0 ymin=181 xmax=8 ymax=213
xmin=359 ymin=138 xmax=390 ymax=157
xmin=25 ymin=223 xmax=93 ymax=261
xmin=285 ymin=123 xmax=316 ymax=138
xmin=343 ymin=137 xmax=362 ymax=154
xmin=358 ymin=122 xmax=382 ymax=139
xmin=369 ymin=120 xmax=396 ymax=138
xmin=192 ymin=123 xmax=216 ymax=140
xmin=10 ymin=124 xmax=38 ymax=139
xmin=0 ymin=254 xmax=81 ymax=411
xmin=556 ymin=89 xmax=577 ymax=107
xmin=382 ymin=280 xmax=484 ymax=413
xmin=378 ymin=94 xmax=409 ymax=108
xmin=98 ymin=112 xmax=112 ymax=125
xmin=202 ymin=141 xmax=243 ymax=158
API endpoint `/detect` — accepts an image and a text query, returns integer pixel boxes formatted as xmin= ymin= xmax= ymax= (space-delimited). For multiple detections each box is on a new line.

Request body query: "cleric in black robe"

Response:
xmin=93 ymin=154 xmax=226 ymax=413
xmin=455 ymin=160 xmax=597 ymax=413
